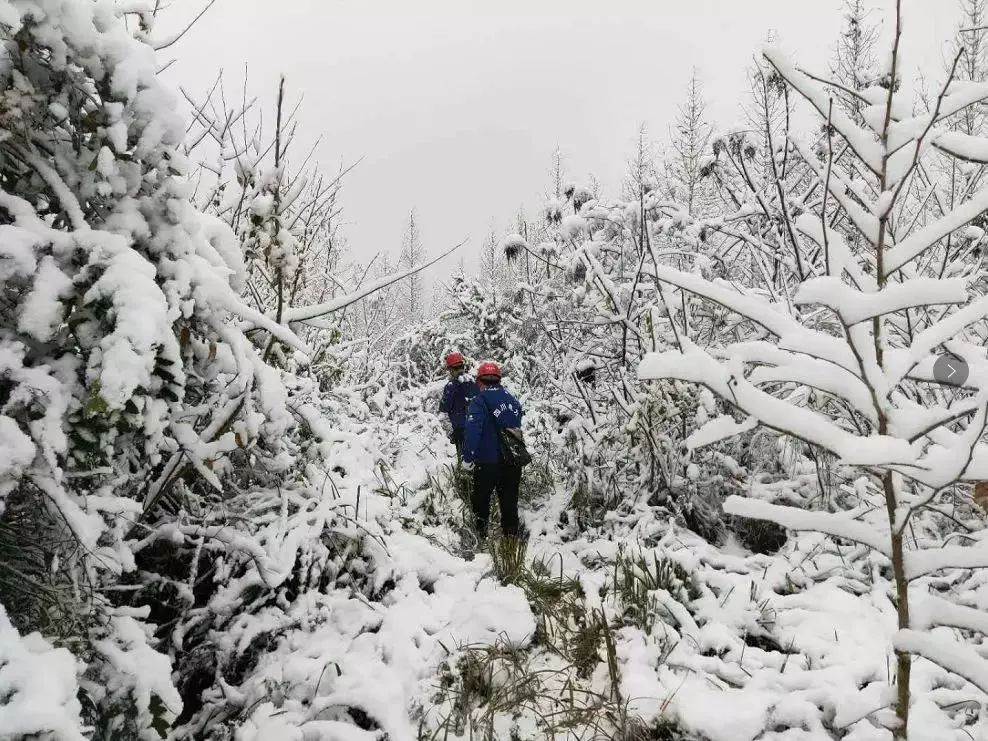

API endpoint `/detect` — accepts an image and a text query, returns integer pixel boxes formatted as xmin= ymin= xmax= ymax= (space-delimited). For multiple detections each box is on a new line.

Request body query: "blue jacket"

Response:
xmin=440 ymin=376 xmax=479 ymax=431
xmin=463 ymin=386 xmax=524 ymax=464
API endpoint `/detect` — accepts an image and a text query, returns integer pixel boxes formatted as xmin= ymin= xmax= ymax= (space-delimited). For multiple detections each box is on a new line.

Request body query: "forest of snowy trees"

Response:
xmin=5 ymin=1 xmax=988 ymax=739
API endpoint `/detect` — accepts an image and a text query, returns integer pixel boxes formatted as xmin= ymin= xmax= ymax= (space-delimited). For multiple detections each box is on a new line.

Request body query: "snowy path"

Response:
xmin=397 ymin=444 xmax=988 ymax=740
xmin=229 ymin=388 xmax=988 ymax=741
xmin=226 ymin=399 xmax=540 ymax=741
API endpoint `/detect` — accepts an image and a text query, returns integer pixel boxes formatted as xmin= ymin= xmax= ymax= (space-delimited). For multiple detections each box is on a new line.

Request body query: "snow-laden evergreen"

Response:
xmin=0 ymin=3 xmax=457 ymax=738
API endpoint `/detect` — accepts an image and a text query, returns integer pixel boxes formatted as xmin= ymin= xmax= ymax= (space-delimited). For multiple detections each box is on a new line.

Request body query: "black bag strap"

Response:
xmin=479 ymin=393 xmax=514 ymax=462
xmin=478 ymin=392 xmax=499 ymax=428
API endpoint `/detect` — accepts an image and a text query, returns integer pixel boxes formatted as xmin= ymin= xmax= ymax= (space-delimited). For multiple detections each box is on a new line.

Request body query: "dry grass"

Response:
xmin=421 ymin=633 xmax=683 ymax=741
xmin=611 ymin=547 xmax=698 ymax=634
xmin=409 ymin=470 xmax=701 ymax=739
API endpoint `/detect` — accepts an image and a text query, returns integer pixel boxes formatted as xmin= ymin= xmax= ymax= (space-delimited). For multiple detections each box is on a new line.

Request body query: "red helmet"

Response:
xmin=476 ymin=361 xmax=502 ymax=381
xmin=445 ymin=352 xmax=465 ymax=369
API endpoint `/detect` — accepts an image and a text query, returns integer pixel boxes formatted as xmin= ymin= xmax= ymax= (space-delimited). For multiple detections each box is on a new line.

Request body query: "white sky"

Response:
xmin=160 ymin=0 xmax=956 ymax=286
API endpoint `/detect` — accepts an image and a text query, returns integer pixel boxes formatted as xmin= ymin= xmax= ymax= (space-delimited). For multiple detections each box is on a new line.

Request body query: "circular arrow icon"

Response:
xmin=933 ymin=352 xmax=969 ymax=387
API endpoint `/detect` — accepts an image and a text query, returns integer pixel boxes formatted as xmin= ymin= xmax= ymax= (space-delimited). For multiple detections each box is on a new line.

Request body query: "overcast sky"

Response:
xmin=160 ymin=0 xmax=956 ymax=287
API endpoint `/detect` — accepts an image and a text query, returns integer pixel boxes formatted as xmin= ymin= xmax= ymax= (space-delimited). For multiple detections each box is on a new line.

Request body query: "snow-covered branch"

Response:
xmin=894 ymin=629 xmax=988 ymax=695
xmin=883 ymin=187 xmax=988 ymax=276
xmin=905 ymin=544 xmax=988 ymax=581
xmin=279 ymin=242 xmax=463 ymax=325
xmin=722 ymin=495 xmax=891 ymax=556
xmin=639 ymin=345 xmax=913 ymax=468
xmin=912 ymin=594 xmax=988 ymax=634
xmin=763 ymin=46 xmax=885 ymax=175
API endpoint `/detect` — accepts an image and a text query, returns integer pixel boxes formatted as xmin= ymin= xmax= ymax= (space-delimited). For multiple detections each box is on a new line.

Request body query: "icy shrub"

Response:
xmin=518 ymin=458 xmax=554 ymax=506
xmin=0 ymin=4 xmax=391 ymax=738
xmin=381 ymin=317 xmax=472 ymax=392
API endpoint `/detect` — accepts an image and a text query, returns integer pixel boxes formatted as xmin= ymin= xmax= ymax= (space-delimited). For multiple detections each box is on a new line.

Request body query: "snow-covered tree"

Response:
xmin=0 ymin=1 xmax=307 ymax=732
xmin=547 ymin=145 xmax=566 ymax=200
xmin=623 ymin=123 xmax=660 ymax=205
xmin=479 ymin=224 xmax=517 ymax=303
xmin=640 ymin=10 xmax=988 ymax=735
xmin=0 ymin=4 xmax=461 ymax=737
xmin=951 ymin=0 xmax=988 ymax=137
xmin=831 ymin=0 xmax=880 ymax=123
xmin=926 ymin=0 xmax=988 ymax=230
xmin=398 ymin=209 xmax=426 ymax=323
xmin=665 ymin=73 xmax=714 ymax=216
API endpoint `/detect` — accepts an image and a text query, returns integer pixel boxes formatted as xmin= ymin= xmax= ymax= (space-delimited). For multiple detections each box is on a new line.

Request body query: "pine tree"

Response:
xmin=547 ymin=145 xmax=566 ymax=199
xmin=398 ymin=209 xmax=426 ymax=322
xmin=623 ymin=123 xmax=659 ymax=203
xmin=666 ymin=72 xmax=714 ymax=216
xmin=479 ymin=225 xmax=511 ymax=302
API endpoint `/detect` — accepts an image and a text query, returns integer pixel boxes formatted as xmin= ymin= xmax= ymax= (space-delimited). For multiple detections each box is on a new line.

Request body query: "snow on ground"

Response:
xmin=519 ymin=493 xmax=988 ymax=741
xmin=390 ymin=388 xmax=988 ymax=739
xmin=201 ymin=384 xmax=988 ymax=740
xmin=229 ymin=557 xmax=534 ymax=741
xmin=179 ymin=387 xmax=537 ymax=741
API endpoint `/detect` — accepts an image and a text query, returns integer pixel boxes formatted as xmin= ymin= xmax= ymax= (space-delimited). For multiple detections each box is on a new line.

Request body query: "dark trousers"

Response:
xmin=450 ymin=428 xmax=464 ymax=461
xmin=472 ymin=463 xmax=522 ymax=537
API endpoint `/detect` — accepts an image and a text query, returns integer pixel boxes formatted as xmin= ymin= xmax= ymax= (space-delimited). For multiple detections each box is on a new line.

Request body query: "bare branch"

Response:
xmin=153 ymin=0 xmax=218 ymax=51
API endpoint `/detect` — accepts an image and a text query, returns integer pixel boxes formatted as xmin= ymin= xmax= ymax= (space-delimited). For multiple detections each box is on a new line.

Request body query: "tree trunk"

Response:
xmin=883 ymin=470 xmax=911 ymax=738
